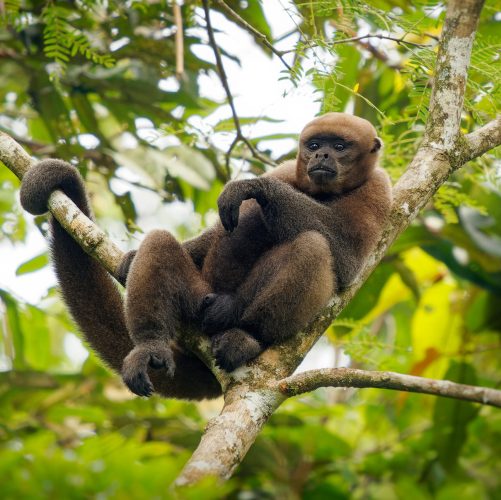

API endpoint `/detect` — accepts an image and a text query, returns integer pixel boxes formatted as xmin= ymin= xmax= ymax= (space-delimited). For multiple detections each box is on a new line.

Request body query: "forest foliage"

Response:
xmin=0 ymin=0 xmax=500 ymax=498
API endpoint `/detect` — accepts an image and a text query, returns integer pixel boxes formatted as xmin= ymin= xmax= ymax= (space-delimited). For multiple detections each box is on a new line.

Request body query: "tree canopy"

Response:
xmin=0 ymin=0 xmax=500 ymax=498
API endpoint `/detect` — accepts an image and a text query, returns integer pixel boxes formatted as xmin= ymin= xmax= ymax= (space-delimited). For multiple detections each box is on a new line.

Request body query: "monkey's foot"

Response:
xmin=211 ymin=328 xmax=262 ymax=372
xmin=122 ymin=342 xmax=175 ymax=397
xmin=116 ymin=250 xmax=137 ymax=285
xmin=200 ymin=293 xmax=240 ymax=335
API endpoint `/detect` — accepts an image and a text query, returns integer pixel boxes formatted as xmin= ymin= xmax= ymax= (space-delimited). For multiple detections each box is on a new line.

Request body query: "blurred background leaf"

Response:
xmin=0 ymin=0 xmax=500 ymax=498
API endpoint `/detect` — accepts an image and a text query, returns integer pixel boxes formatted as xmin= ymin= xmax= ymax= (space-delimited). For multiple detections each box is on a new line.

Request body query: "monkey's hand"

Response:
xmin=218 ymin=179 xmax=263 ymax=232
xmin=122 ymin=341 xmax=175 ymax=397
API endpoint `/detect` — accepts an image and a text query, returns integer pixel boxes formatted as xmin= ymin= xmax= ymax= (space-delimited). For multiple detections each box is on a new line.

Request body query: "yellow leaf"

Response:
xmin=394 ymin=72 xmax=404 ymax=92
xmin=411 ymin=281 xmax=462 ymax=378
xmin=363 ymin=248 xmax=447 ymax=322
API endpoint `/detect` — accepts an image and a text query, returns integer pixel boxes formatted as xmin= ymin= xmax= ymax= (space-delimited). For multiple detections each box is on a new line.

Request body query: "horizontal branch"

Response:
xmin=329 ymin=33 xmax=430 ymax=49
xmin=278 ymin=368 xmax=501 ymax=408
xmin=462 ymin=115 xmax=501 ymax=163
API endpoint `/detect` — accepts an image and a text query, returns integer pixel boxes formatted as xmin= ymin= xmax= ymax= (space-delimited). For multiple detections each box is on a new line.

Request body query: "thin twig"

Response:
xmin=282 ymin=33 xmax=433 ymax=56
xmin=278 ymin=367 xmax=501 ymax=408
xmin=0 ymin=129 xmax=55 ymax=154
xmin=329 ymin=20 xmax=403 ymax=70
xmin=114 ymin=174 xmax=175 ymax=202
xmin=214 ymin=0 xmax=292 ymax=70
xmin=335 ymin=33 xmax=432 ymax=48
xmin=173 ymin=1 xmax=184 ymax=79
xmin=202 ymin=0 xmax=275 ymax=171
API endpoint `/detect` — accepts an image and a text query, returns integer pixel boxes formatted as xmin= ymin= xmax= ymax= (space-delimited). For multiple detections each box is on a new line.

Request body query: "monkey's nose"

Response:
xmin=315 ymin=152 xmax=329 ymax=159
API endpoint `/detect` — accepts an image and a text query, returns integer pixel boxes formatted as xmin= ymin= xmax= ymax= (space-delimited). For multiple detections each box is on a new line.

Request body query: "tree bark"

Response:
xmin=278 ymin=368 xmax=501 ymax=408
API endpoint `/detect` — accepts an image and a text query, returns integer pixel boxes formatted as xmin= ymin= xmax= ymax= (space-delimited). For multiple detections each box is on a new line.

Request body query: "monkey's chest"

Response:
xmin=202 ymin=206 xmax=273 ymax=293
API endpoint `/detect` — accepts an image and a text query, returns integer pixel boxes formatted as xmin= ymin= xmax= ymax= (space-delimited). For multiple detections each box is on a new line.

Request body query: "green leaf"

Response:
xmin=0 ymin=289 xmax=26 ymax=369
xmin=338 ymin=262 xmax=393 ymax=320
xmin=431 ymin=362 xmax=479 ymax=472
xmin=15 ymin=253 xmax=49 ymax=276
xmin=214 ymin=116 xmax=283 ymax=133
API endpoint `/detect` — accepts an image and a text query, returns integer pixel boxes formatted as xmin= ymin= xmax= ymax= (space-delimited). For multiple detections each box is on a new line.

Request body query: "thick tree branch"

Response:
xmin=278 ymin=368 xmax=501 ymax=408
xmin=463 ymin=115 xmax=501 ymax=163
xmin=424 ymin=0 xmax=485 ymax=152
xmin=175 ymin=386 xmax=285 ymax=485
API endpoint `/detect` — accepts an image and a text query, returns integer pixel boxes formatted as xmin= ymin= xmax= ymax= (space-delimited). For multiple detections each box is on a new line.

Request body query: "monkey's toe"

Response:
xmin=211 ymin=328 xmax=262 ymax=372
xmin=200 ymin=293 xmax=218 ymax=310
xmin=122 ymin=343 xmax=175 ymax=397
xmin=122 ymin=368 xmax=154 ymax=397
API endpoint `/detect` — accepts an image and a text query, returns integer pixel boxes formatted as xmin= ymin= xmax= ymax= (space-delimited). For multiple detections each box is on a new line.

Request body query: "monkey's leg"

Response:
xmin=122 ymin=230 xmax=211 ymax=396
xmin=212 ymin=231 xmax=334 ymax=371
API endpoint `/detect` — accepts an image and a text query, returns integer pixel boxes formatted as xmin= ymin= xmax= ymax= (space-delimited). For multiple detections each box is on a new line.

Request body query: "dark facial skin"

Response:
xmin=303 ymin=134 xmax=352 ymax=190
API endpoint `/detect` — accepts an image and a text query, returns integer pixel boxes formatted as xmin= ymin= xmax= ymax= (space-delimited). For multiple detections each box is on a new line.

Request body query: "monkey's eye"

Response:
xmin=333 ymin=143 xmax=345 ymax=152
xmin=308 ymin=142 xmax=320 ymax=151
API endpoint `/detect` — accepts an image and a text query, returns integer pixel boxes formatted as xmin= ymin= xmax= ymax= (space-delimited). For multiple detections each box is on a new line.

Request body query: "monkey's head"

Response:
xmin=296 ymin=113 xmax=382 ymax=195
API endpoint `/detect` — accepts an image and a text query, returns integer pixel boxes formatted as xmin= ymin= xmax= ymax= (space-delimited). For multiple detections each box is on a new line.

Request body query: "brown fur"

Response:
xmin=19 ymin=113 xmax=392 ymax=399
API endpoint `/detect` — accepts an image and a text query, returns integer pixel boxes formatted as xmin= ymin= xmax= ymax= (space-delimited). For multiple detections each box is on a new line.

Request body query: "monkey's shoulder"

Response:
xmin=335 ymin=167 xmax=391 ymax=210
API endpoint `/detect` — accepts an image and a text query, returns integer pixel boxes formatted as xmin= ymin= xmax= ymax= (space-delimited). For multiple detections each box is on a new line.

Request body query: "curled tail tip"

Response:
xmin=20 ymin=159 xmax=86 ymax=215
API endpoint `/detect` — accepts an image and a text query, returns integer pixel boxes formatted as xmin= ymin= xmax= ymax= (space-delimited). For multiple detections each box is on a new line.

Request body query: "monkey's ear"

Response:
xmin=370 ymin=137 xmax=383 ymax=153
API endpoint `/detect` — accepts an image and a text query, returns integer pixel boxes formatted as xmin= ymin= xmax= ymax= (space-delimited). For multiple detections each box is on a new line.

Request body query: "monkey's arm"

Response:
xmin=182 ymin=226 xmax=220 ymax=269
xmin=218 ymin=177 xmax=331 ymax=240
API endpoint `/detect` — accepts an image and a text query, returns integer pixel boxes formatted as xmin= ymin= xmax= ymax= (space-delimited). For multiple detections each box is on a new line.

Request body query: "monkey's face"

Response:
xmin=302 ymin=135 xmax=350 ymax=187
xmin=297 ymin=113 xmax=382 ymax=195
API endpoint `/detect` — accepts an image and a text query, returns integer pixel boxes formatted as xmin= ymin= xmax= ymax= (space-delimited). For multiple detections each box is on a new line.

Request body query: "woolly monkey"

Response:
xmin=20 ymin=113 xmax=392 ymax=398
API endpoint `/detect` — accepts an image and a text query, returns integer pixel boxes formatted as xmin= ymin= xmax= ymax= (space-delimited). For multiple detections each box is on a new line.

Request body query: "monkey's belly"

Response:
xmin=202 ymin=209 xmax=272 ymax=293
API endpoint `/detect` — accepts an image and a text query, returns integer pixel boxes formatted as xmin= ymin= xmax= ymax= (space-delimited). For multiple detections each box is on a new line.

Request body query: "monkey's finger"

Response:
xmin=219 ymin=203 xmax=234 ymax=232
xmin=164 ymin=362 xmax=175 ymax=378
xmin=230 ymin=204 xmax=240 ymax=231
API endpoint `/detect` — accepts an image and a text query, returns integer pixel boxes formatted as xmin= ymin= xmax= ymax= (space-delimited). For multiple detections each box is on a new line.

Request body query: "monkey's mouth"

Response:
xmin=308 ymin=165 xmax=337 ymax=181
xmin=309 ymin=166 xmax=336 ymax=173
